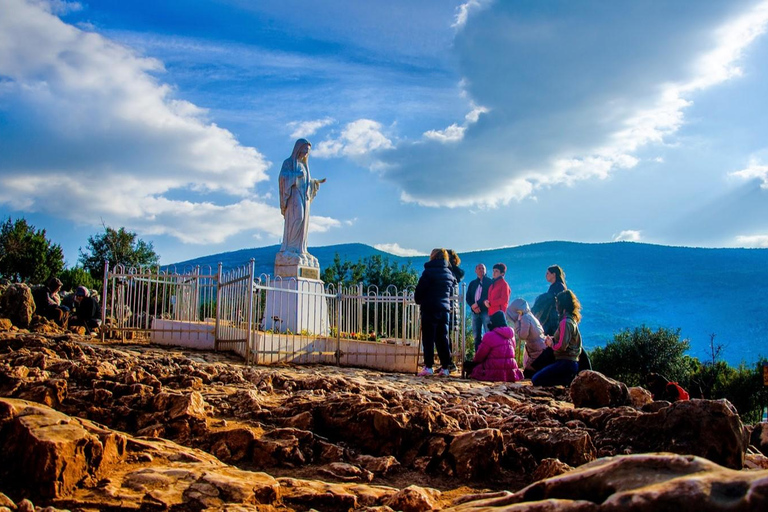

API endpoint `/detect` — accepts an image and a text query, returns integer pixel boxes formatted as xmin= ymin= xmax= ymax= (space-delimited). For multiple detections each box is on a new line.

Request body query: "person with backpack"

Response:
xmin=532 ymin=290 xmax=583 ymax=386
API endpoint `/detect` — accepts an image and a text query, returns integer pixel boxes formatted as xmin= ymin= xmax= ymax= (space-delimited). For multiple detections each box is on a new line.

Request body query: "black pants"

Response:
xmin=421 ymin=312 xmax=451 ymax=369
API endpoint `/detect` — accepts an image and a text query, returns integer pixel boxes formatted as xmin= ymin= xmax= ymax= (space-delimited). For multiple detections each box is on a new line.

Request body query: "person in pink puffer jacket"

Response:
xmin=470 ymin=311 xmax=524 ymax=383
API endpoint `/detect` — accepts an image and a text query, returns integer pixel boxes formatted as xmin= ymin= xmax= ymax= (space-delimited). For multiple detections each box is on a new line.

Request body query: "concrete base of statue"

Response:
xmin=263 ymin=261 xmax=329 ymax=336
xmin=274 ymin=250 xmax=320 ymax=279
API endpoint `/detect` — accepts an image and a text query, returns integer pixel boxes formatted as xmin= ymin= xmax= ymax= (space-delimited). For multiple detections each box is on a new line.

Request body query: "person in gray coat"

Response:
xmin=506 ymin=298 xmax=547 ymax=378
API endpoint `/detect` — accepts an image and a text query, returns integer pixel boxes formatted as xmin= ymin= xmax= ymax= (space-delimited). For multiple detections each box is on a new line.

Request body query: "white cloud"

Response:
xmin=0 ymin=0 xmax=344 ymax=245
xmin=313 ymin=119 xmax=393 ymax=159
xmin=452 ymin=0 xmax=490 ymax=29
xmin=423 ymin=102 xmax=488 ymax=143
xmin=730 ymin=158 xmax=768 ymax=188
xmin=380 ymin=1 xmax=768 ymax=208
xmin=374 ymin=243 xmax=425 ymax=257
xmin=287 ymin=117 xmax=335 ymax=139
xmin=613 ymin=230 xmax=642 ymax=242
xmin=31 ymin=0 xmax=82 ymax=15
xmin=735 ymin=234 xmax=768 ymax=247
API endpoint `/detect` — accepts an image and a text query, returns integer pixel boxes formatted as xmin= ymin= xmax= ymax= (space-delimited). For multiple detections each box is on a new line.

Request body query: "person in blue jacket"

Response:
xmin=414 ymin=248 xmax=457 ymax=377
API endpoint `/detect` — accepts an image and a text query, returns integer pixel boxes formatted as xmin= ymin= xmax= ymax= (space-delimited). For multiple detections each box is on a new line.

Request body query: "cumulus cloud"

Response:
xmin=613 ymin=230 xmax=642 ymax=242
xmin=379 ymin=0 xmax=768 ymax=208
xmin=0 ymin=0 xmax=341 ymax=244
xmin=735 ymin=234 xmax=768 ymax=247
xmin=373 ymin=243 xmax=425 ymax=257
xmin=313 ymin=119 xmax=393 ymax=159
xmin=287 ymin=117 xmax=335 ymax=139
xmin=730 ymin=158 xmax=768 ymax=188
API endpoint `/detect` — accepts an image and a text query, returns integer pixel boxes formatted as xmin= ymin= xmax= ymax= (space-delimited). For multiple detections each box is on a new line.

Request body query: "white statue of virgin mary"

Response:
xmin=277 ymin=138 xmax=325 ymax=268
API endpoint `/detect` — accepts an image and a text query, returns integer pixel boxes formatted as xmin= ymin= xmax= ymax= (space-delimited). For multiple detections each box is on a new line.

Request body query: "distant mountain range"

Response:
xmin=171 ymin=241 xmax=768 ymax=366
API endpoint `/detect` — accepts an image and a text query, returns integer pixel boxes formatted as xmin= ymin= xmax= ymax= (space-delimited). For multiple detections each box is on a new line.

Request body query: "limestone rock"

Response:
xmin=446 ymin=453 xmax=768 ymax=511
xmin=570 ymin=371 xmax=630 ymax=409
xmin=448 ymin=428 xmax=505 ymax=479
xmin=383 ymin=484 xmax=440 ymax=512
xmin=750 ymin=421 xmax=768 ymax=457
xmin=532 ymin=458 xmax=574 ymax=481
xmin=0 ymin=284 xmax=34 ymax=328
xmin=628 ymin=386 xmax=653 ymax=408
xmin=601 ymin=399 xmax=747 ymax=469
xmin=0 ymin=318 xmax=12 ymax=331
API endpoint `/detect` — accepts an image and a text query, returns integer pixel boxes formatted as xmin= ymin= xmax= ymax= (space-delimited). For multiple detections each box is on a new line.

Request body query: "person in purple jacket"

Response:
xmin=469 ymin=311 xmax=524 ymax=383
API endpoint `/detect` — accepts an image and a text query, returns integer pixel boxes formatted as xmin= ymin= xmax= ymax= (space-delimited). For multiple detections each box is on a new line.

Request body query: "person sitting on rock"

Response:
xmin=467 ymin=311 xmax=524 ymax=383
xmin=32 ymin=277 xmax=69 ymax=327
xmin=506 ymin=298 xmax=547 ymax=379
xmin=70 ymin=286 xmax=101 ymax=335
xmin=532 ymin=290 xmax=582 ymax=387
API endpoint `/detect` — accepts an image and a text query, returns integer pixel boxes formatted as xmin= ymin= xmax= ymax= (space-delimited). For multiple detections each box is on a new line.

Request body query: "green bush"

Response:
xmin=591 ymin=326 xmax=691 ymax=386
xmin=60 ymin=266 xmax=99 ymax=293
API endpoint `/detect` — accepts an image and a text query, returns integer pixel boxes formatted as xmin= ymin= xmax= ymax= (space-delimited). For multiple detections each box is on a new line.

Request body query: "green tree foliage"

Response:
xmin=59 ymin=266 xmax=99 ymax=293
xmin=591 ymin=326 xmax=692 ymax=386
xmin=321 ymin=253 xmax=417 ymax=290
xmin=0 ymin=217 xmax=64 ymax=284
xmin=79 ymin=226 xmax=160 ymax=282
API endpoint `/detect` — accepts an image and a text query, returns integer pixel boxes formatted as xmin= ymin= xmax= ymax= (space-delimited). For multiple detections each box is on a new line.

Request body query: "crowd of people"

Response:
xmin=31 ymin=277 xmax=102 ymax=335
xmin=415 ymin=249 xmax=586 ymax=386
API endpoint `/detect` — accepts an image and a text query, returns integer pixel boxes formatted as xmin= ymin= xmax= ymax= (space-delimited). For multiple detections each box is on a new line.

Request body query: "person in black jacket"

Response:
xmin=70 ymin=286 xmax=101 ymax=335
xmin=465 ymin=263 xmax=493 ymax=351
xmin=414 ymin=248 xmax=457 ymax=377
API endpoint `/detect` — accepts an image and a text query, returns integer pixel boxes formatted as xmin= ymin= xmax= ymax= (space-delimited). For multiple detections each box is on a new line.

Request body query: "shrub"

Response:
xmin=591 ymin=326 xmax=691 ymax=386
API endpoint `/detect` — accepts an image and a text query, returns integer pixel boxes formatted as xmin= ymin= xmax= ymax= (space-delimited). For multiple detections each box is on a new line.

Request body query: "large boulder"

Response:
xmin=751 ymin=422 xmax=768 ymax=457
xmin=570 ymin=370 xmax=630 ymax=409
xmin=448 ymin=428 xmax=505 ymax=479
xmin=0 ymin=283 xmax=35 ymax=328
xmin=445 ymin=453 xmax=768 ymax=511
xmin=600 ymin=399 xmax=747 ymax=469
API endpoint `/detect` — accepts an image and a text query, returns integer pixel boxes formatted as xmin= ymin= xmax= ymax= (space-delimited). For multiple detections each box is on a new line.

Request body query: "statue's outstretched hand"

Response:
xmin=317 ymin=178 xmax=327 ymax=184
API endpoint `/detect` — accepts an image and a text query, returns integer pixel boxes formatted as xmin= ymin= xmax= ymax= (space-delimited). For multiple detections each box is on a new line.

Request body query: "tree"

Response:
xmin=591 ymin=326 xmax=693 ymax=386
xmin=0 ymin=217 xmax=64 ymax=283
xmin=320 ymin=253 xmax=417 ymax=290
xmin=59 ymin=266 xmax=99 ymax=293
xmin=79 ymin=226 xmax=160 ymax=282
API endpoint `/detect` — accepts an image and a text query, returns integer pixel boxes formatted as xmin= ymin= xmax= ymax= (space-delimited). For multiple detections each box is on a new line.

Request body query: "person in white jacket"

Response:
xmin=506 ymin=298 xmax=548 ymax=378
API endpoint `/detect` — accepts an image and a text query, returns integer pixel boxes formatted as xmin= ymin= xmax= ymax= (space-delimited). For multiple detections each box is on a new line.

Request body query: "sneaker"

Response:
xmin=437 ymin=368 xmax=451 ymax=377
xmin=417 ymin=367 xmax=434 ymax=376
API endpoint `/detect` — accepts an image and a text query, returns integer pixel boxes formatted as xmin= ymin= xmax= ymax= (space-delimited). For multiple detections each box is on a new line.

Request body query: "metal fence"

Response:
xmin=101 ymin=260 xmax=466 ymax=370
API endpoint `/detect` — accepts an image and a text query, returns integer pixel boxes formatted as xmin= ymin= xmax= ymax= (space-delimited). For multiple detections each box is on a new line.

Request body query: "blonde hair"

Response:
xmin=430 ymin=248 xmax=448 ymax=262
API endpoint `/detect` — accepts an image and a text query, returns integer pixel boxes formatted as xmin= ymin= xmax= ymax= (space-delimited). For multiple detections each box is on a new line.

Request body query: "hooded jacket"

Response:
xmin=470 ymin=325 xmax=524 ymax=383
xmin=414 ymin=258 xmax=457 ymax=315
xmin=506 ymin=298 xmax=547 ymax=370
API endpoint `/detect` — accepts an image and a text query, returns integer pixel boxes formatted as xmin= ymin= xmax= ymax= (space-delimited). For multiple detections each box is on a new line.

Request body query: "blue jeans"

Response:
xmin=472 ymin=311 xmax=490 ymax=351
xmin=532 ymin=359 xmax=579 ymax=386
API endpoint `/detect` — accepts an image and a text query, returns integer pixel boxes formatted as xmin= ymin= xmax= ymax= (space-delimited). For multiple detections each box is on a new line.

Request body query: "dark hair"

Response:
xmin=447 ymin=249 xmax=461 ymax=267
xmin=488 ymin=310 xmax=507 ymax=330
xmin=46 ymin=277 xmax=62 ymax=291
xmin=548 ymin=265 xmax=566 ymax=284
xmin=492 ymin=263 xmax=506 ymax=274
xmin=556 ymin=290 xmax=581 ymax=323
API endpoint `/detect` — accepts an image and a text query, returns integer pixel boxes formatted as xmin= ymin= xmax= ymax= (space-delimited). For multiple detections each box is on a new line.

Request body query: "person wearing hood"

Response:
xmin=506 ymin=298 xmax=547 ymax=378
xmin=468 ymin=311 xmax=524 ymax=382
xmin=415 ymin=248 xmax=457 ymax=377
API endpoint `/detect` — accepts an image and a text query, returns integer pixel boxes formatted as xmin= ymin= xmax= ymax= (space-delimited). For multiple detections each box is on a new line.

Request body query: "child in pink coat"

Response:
xmin=470 ymin=311 xmax=524 ymax=383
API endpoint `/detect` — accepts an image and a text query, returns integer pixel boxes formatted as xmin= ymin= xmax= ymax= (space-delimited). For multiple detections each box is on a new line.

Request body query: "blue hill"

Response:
xmin=171 ymin=241 xmax=768 ymax=366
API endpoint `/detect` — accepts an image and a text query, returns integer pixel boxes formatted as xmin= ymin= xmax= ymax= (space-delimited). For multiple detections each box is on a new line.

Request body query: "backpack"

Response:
xmin=532 ymin=292 xmax=558 ymax=336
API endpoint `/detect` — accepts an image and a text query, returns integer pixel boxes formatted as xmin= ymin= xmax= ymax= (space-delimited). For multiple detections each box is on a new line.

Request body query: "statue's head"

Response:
xmin=292 ymin=138 xmax=311 ymax=162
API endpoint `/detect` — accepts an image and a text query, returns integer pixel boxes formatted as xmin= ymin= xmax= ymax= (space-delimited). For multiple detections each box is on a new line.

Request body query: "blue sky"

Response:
xmin=2 ymin=0 xmax=768 ymax=265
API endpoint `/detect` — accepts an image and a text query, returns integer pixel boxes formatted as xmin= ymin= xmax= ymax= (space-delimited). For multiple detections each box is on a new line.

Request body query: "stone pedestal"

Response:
xmin=263 ymin=270 xmax=329 ymax=336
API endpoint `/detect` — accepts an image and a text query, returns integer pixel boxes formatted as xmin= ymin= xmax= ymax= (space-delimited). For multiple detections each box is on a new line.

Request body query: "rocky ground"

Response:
xmin=1 ymin=324 xmax=768 ymax=511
